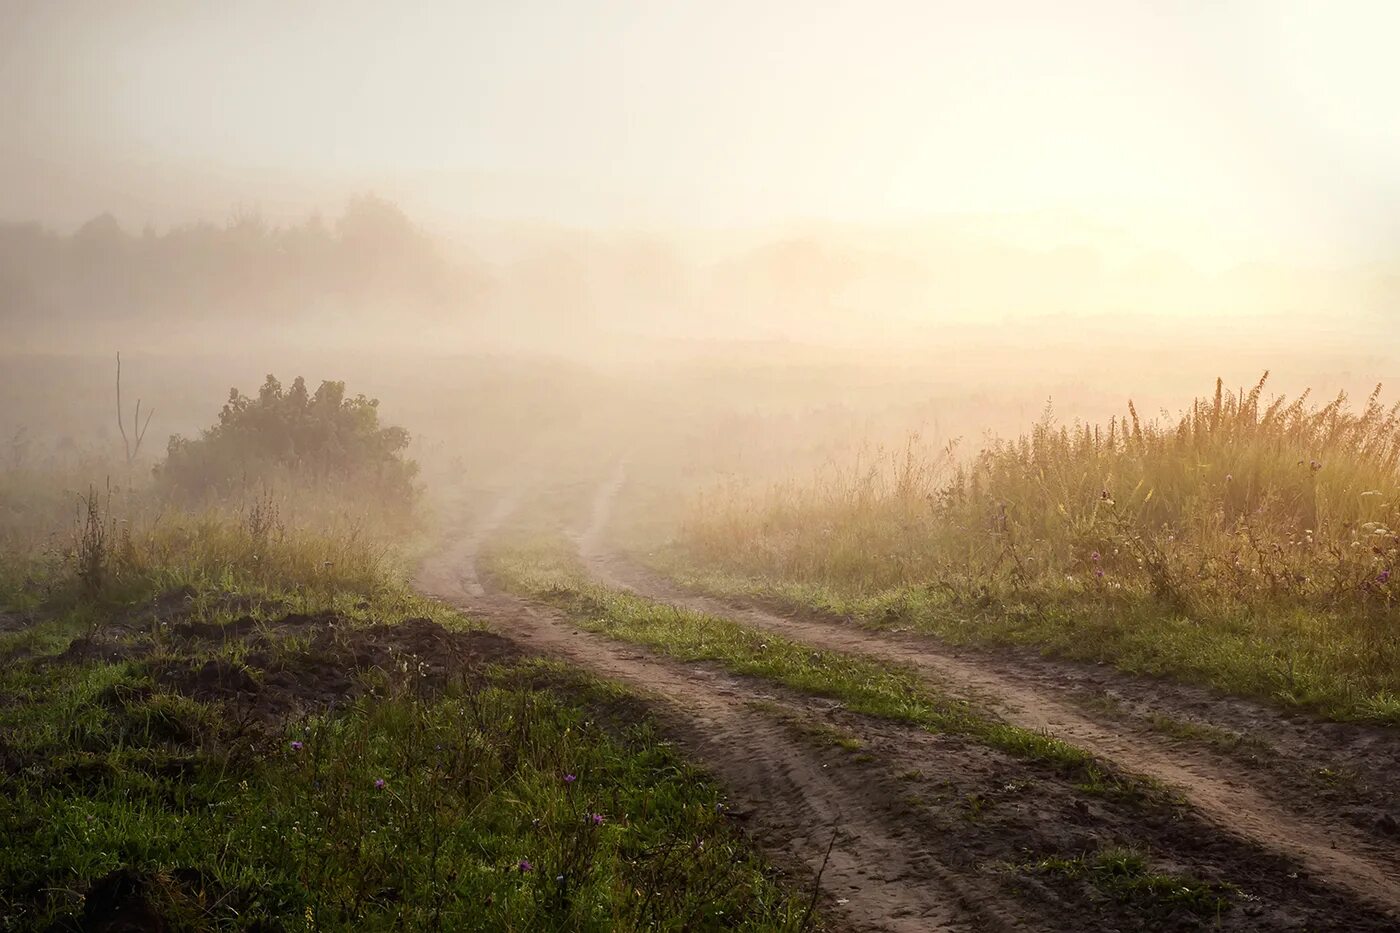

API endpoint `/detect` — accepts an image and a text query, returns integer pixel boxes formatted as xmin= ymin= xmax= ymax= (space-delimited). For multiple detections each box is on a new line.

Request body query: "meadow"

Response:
xmin=673 ymin=375 xmax=1400 ymax=722
xmin=0 ymin=378 xmax=811 ymax=931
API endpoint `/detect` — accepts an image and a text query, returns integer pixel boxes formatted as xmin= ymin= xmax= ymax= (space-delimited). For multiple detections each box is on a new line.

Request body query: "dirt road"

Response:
xmin=418 ymin=484 xmax=1021 ymax=930
xmin=418 ymin=471 xmax=1400 ymax=930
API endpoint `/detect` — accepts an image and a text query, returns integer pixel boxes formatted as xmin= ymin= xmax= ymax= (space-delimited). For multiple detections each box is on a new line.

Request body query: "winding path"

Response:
xmin=577 ymin=464 xmax=1400 ymax=921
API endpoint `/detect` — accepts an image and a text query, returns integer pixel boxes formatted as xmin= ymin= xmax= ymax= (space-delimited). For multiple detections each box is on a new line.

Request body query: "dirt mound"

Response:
xmin=168 ymin=615 xmax=262 ymax=644
xmin=152 ymin=658 xmax=260 ymax=703
xmin=149 ymin=610 xmax=520 ymax=722
xmin=68 ymin=868 xmax=169 ymax=933
xmin=0 ymin=610 xmax=31 ymax=634
xmin=55 ymin=631 xmax=151 ymax=666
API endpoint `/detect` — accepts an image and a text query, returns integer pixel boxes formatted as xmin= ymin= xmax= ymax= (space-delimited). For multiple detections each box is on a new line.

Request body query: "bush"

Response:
xmin=158 ymin=375 xmax=418 ymax=509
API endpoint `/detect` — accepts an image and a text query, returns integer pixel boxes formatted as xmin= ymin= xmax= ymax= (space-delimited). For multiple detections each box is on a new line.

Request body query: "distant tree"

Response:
xmin=0 ymin=196 xmax=479 ymax=350
xmin=158 ymin=375 xmax=418 ymax=506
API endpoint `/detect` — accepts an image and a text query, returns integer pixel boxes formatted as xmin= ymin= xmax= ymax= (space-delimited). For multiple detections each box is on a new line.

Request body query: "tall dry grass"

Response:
xmin=689 ymin=374 xmax=1400 ymax=601
xmin=679 ymin=375 xmax=1400 ymax=718
xmin=0 ymin=458 xmax=407 ymax=610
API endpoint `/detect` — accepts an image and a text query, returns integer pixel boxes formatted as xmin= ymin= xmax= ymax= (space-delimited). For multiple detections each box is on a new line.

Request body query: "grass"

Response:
xmin=485 ymin=537 xmax=1165 ymax=802
xmin=0 ymin=469 xmax=814 ymax=930
xmin=1020 ymin=848 xmax=1234 ymax=919
xmin=1141 ymin=712 xmax=1271 ymax=754
xmin=674 ymin=376 xmax=1400 ymax=723
xmin=749 ymin=701 xmax=863 ymax=751
xmin=0 ymin=648 xmax=809 ymax=930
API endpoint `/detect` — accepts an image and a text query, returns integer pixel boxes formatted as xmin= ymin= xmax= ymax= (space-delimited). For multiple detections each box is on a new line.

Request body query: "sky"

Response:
xmin=2 ymin=0 xmax=1399 ymax=264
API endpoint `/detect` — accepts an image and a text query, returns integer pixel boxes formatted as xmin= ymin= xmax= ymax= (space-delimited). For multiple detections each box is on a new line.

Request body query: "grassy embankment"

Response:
xmin=0 ymin=463 xmax=809 ymax=929
xmin=671 ymin=376 xmax=1400 ymax=723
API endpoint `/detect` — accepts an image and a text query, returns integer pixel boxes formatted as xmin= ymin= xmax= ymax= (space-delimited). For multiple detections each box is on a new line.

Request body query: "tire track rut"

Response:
xmin=579 ymin=465 xmax=1400 ymax=921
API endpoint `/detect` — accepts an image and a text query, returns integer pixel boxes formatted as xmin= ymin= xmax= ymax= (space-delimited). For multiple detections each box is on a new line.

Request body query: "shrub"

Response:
xmin=158 ymin=375 xmax=418 ymax=509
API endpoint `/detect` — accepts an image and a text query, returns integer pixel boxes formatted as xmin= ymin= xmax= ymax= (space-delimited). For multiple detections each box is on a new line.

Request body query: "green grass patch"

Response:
xmin=1020 ymin=848 xmax=1234 ymax=919
xmin=1 ymin=519 xmax=813 ymax=930
xmin=749 ymin=701 xmax=863 ymax=751
xmin=0 ymin=643 xmax=811 ymax=931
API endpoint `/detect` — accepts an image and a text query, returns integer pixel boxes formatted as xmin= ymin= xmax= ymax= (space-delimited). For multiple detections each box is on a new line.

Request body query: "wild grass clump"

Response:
xmin=678 ymin=375 xmax=1400 ymax=720
xmin=1021 ymin=847 xmax=1234 ymax=919
xmin=6 ymin=479 xmax=396 ymax=613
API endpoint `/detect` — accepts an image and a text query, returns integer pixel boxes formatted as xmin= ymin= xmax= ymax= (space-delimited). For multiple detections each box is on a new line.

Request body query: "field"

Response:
xmin=3 ymin=366 xmax=1400 ymax=931
xmin=9 ymin=5 xmax=1399 ymax=929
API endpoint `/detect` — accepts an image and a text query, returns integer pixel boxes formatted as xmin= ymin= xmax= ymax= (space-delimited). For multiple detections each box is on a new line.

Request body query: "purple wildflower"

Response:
xmin=1090 ymin=551 xmax=1101 ymax=563
xmin=1094 ymin=568 xmax=1105 ymax=579
xmin=374 ymin=778 xmax=386 ymax=790
xmin=518 ymin=859 xmax=533 ymax=873
xmin=590 ymin=813 xmax=605 ymax=825
xmin=289 ymin=741 xmax=303 ymax=751
xmin=1379 ymin=570 xmax=1391 ymax=585
xmin=563 ymin=773 xmax=577 ymax=784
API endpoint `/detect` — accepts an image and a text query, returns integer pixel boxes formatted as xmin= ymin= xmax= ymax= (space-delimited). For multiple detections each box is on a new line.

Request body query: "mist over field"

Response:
xmin=6 ymin=2 xmax=1400 ymax=433
xmin=4 ymin=3 xmax=1400 ymax=930
xmin=6 ymin=193 xmax=1399 ymax=480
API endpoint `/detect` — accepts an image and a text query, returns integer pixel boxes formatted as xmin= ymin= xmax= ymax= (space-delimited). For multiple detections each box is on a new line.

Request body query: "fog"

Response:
xmin=3 ymin=1 xmax=1399 ymax=486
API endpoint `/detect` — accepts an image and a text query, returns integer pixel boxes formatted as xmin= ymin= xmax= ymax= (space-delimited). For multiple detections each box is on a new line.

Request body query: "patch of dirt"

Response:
xmin=0 ymin=609 xmax=32 ymax=634
xmin=167 ymin=615 xmax=262 ymax=644
xmin=152 ymin=658 xmax=261 ymax=703
xmin=148 ymin=610 xmax=520 ymax=723
xmin=27 ymin=586 xmax=518 ymax=729
xmin=1015 ymin=654 xmax=1400 ymax=839
xmin=54 ymin=630 xmax=153 ymax=666
xmin=66 ymin=867 xmax=168 ymax=933
xmin=810 ymin=703 xmax=1396 ymax=932
xmin=679 ymin=575 xmax=1400 ymax=850
xmin=590 ymin=549 xmax=1400 ymax=913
